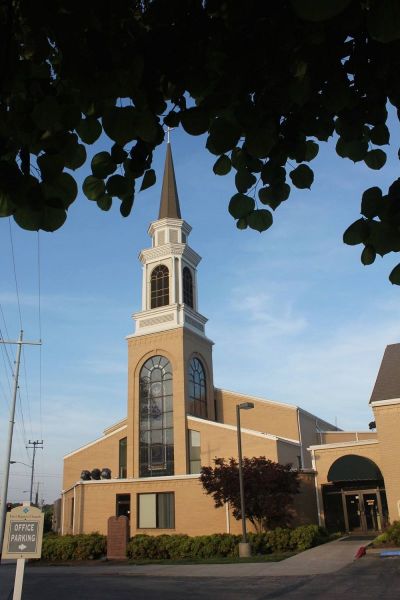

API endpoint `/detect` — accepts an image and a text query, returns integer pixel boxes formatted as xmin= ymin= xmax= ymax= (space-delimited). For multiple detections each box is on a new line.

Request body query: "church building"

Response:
xmin=61 ymin=144 xmax=400 ymax=537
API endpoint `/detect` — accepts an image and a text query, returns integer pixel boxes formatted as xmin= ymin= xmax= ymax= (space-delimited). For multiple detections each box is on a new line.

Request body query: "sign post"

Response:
xmin=2 ymin=504 xmax=44 ymax=600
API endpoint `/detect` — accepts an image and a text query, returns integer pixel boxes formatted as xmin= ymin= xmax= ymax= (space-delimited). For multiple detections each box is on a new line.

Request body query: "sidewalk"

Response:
xmin=7 ymin=536 xmax=371 ymax=578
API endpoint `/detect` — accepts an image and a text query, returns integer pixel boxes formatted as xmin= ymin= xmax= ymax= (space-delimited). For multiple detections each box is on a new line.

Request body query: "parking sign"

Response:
xmin=2 ymin=505 xmax=44 ymax=559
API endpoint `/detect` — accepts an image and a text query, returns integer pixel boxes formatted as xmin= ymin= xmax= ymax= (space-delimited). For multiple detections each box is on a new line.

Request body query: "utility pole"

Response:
xmin=0 ymin=331 xmax=41 ymax=557
xmin=27 ymin=441 xmax=43 ymax=505
xmin=26 ymin=441 xmax=43 ymax=504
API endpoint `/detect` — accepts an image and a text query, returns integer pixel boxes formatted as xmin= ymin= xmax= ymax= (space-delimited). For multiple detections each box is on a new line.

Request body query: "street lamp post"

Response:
xmin=236 ymin=401 xmax=254 ymax=558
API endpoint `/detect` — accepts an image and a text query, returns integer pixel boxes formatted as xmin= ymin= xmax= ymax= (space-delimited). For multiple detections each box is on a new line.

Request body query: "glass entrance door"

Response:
xmin=345 ymin=494 xmax=363 ymax=532
xmin=343 ymin=490 xmax=382 ymax=534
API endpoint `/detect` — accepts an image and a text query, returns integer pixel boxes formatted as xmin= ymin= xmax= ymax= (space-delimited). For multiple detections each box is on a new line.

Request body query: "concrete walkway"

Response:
xmin=16 ymin=536 xmax=371 ymax=578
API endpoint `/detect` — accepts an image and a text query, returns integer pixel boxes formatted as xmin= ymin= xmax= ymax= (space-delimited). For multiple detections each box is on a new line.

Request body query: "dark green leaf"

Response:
xmin=244 ymin=126 xmax=276 ymax=158
xmin=106 ymin=175 xmax=130 ymax=197
xmin=37 ymin=153 xmax=64 ymax=180
xmin=103 ymin=106 xmax=138 ymax=146
xmin=361 ymin=187 xmax=382 ymax=218
xmin=389 ymin=263 xmax=400 ymax=285
xmin=235 ymin=169 xmax=256 ymax=193
xmin=364 ymin=149 xmax=387 ymax=170
xmin=91 ymin=152 xmax=116 ymax=178
xmin=181 ymin=108 xmax=209 ymax=135
xmin=291 ymin=0 xmax=351 ymax=21
xmin=207 ymin=118 xmax=241 ymax=155
xmin=303 ymin=140 xmax=319 ymax=162
xmin=0 ymin=191 xmax=16 ymax=216
xmin=76 ymin=117 xmax=102 ymax=144
xmin=111 ymin=144 xmax=128 ymax=164
xmin=120 ymin=196 xmax=134 ymax=217
xmin=261 ymin=162 xmax=286 ymax=185
xmin=236 ymin=217 xmax=248 ymax=230
xmin=64 ymin=144 xmax=86 ymax=170
xmin=213 ymin=155 xmax=231 ymax=176
xmin=370 ymin=124 xmax=390 ymax=146
xmin=96 ymin=195 xmax=112 ymax=211
xmin=140 ymin=169 xmax=156 ymax=192
xmin=289 ymin=164 xmax=314 ymax=189
xmin=228 ymin=193 xmax=255 ymax=219
xmin=136 ymin=111 xmax=159 ymax=143
xmin=83 ymin=176 xmax=105 ymax=201
xmin=42 ymin=173 xmax=78 ymax=208
xmin=163 ymin=111 xmax=181 ymax=128
xmin=361 ymin=245 xmax=376 ymax=265
xmin=343 ymin=218 xmax=369 ymax=246
xmin=14 ymin=206 xmax=66 ymax=232
xmin=258 ymin=184 xmax=290 ymax=209
xmin=247 ymin=209 xmax=273 ymax=232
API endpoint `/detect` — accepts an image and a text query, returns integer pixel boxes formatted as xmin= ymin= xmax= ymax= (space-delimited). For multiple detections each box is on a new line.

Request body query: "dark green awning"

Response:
xmin=328 ymin=455 xmax=383 ymax=482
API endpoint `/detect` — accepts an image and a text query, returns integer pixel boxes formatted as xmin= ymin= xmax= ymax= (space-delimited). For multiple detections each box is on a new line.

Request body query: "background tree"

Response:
xmin=200 ymin=457 xmax=300 ymax=532
xmin=1 ymin=0 xmax=400 ymax=282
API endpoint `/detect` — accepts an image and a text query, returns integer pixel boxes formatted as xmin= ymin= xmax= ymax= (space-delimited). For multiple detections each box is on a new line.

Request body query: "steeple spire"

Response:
xmin=158 ymin=142 xmax=181 ymax=220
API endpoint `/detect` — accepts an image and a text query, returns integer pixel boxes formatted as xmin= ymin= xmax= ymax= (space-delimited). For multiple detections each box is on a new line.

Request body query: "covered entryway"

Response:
xmin=322 ymin=455 xmax=387 ymax=534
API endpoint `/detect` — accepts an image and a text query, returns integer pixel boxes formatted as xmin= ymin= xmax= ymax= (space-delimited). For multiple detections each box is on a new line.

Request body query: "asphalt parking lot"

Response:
xmin=1 ymin=555 xmax=400 ymax=600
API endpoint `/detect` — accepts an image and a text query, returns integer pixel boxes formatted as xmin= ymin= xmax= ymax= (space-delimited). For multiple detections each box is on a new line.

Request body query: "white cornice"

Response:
xmin=148 ymin=218 xmax=192 ymax=237
xmin=139 ymin=244 xmax=201 ymax=266
xmin=63 ymin=425 xmax=127 ymax=460
xmin=308 ymin=439 xmax=379 ymax=451
xmin=371 ymin=398 xmax=400 ymax=408
xmin=187 ymin=415 xmax=300 ymax=446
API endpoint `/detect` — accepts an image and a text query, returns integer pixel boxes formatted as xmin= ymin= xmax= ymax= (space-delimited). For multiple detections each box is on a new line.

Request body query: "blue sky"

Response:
xmin=1 ymin=120 xmax=400 ymax=503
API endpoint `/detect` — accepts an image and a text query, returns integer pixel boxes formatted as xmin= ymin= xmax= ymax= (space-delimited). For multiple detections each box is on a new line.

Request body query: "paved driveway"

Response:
xmin=1 ymin=555 xmax=399 ymax=599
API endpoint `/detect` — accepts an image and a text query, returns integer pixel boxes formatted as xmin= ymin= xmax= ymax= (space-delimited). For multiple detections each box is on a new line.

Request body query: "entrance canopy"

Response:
xmin=327 ymin=455 xmax=383 ymax=483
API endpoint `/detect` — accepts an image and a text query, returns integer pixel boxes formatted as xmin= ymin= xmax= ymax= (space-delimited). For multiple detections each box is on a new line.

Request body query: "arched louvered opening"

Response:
xmin=183 ymin=266 xmax=193 ymax=308
xmin=151 ymin=265 xmax=169 ymax=308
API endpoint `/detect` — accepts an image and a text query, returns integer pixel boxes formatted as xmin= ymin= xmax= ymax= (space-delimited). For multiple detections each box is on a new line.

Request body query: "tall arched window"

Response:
xmin=188 ymin=357 xmax=207 ymax=418
xmin=139 ymin=355 xmax=174 ymax=477
xmin=183 ymin=267 xmax=193 ymax=308
xmin=151 ymin=265 xmax=169 ymax=308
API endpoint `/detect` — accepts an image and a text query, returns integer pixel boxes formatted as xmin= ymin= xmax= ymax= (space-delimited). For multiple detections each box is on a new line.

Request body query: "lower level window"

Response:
xmin=116 ymin=494 xmax=131 ymax=519
xmin=138 ymin=492 xmax=175 ymax=529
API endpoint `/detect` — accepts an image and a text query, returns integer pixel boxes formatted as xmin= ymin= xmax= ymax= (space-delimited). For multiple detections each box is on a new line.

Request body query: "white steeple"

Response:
xmin=132 ymin=143 xmax=208 ymax=337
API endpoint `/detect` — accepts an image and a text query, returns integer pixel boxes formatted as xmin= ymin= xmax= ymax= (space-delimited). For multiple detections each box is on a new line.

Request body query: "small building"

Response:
xmin=61 ymin=144 xmax=398 ymax=537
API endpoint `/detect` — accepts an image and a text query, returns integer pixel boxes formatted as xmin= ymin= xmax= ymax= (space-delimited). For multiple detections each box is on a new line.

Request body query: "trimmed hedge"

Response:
xmin=127 ymin=525 xmax=328 ymax=560
xmin=41 ymin=533 xmax=106 ymax=561
xmin=374 ymin=521 xmax=400 ymax=547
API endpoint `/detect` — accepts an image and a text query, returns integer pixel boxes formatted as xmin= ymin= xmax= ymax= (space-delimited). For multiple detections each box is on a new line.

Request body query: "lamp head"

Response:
xmin=238 ymin=402 xmax=254 ymax=410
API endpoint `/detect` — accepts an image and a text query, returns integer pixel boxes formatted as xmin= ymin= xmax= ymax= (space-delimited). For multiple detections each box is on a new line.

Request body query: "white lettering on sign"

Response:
xmin=13 ymin=524 xmax=35 ymax=532
xmin=10 ymin=534 xmax=37 ymax=542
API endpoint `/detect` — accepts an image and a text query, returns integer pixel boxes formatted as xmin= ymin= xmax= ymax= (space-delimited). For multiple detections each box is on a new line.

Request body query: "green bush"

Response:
xmin=382 ymin=521 xmax=400 ymax=546
xmin=126 ymin=525 xmax=328 ymax=560
xmin=41 ymin=533 xmax=106 ymax=561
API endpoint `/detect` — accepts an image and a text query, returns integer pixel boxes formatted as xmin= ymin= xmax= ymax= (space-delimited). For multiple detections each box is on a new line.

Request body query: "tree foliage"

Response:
xmin=1 ymin=1 xmax=400 ymax=282
xmin=200 ymin=457 xmax=300 ymax=532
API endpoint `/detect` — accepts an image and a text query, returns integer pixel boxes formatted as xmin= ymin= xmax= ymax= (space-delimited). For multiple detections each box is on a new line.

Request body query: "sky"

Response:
xmin=1 ymin=116 xmax=400 ymax=504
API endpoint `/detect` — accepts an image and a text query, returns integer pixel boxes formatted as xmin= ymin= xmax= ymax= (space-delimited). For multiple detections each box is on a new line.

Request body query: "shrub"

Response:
xmin=126 ymin=525 xmax=328 ymax=560
xmin=383 ymin=521 xmax=400 ymax=546
xmin=41 ymin=533 xmax=106 ymax=561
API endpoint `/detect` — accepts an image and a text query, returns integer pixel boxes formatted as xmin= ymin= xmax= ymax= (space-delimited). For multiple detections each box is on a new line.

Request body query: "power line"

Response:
xmin=37 ymin=231 xmax=43 ymax=439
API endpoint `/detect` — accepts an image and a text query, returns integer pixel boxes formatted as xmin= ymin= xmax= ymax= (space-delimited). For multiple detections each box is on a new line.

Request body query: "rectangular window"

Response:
xmin=116 ymin=494 xmax=131 ymax=519
xmin=189 ymin=430 xmax=201 ymax=474
xmin=70 ymin=498 xmax=74 ymax=528
xmin=138 ymin=492 xmax=175 ymax=529
xmin=119 ymin=437 xmax=127 ymax=478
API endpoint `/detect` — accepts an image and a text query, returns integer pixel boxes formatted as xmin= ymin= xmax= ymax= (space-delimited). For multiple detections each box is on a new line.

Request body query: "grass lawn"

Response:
xmin=128 ymin=552 xmax=295 ymax=565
